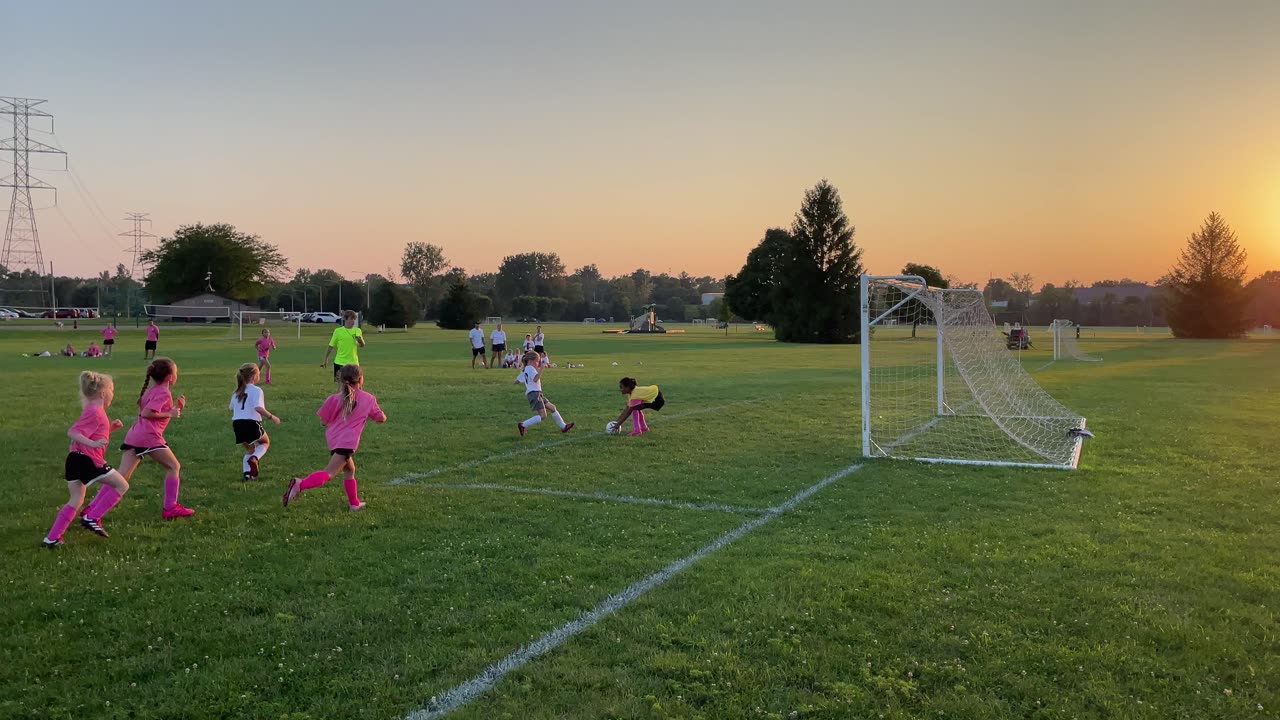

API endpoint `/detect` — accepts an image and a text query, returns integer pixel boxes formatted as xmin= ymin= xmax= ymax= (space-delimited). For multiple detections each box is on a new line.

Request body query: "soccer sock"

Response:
xmin=47 ymin=504 xmax=78 ymax=541
xmin=551 ymin=411 xmax=567 ymax=430
xmin=253 ymin=443 xmax=269 ymax=460
xmin=633 ymin=410 xmax=646 ymax=431
xmin=163 ymin=476 xmax=180 ymax=510
xmin=299 ymin=470 xmax=331 ymax=491
xmin=242 ymin=454 xmax=252 ymax=473
xmin=85 ymin=486 xmax=122 ymax=520
xmin=343 ymin=477 xmax=361 ymax=506
xmin=523 ymin=415 xmax=542 ymax=427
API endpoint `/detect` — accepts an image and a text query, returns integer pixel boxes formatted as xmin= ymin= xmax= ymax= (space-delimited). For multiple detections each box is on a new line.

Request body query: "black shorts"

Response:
xmin=472 ymin=347 xmax=485 ymax=357
xmin=643 ymin=391 xmax=666 ymax=412
xmin=534 ymin=345 xmax=545 ymax=354
xmin=65 ymin=452 xmax=114 ymax=485
xmin=333 ymin=363 xmax=345 ymax=380
xmin=144 ymin=340 xmax=157 ymax=350
xmin=120 ymin=443 xmax=168 ymax=456
xmin=330 ymin=448 xmax=355 ymax=459
xmin=233 ymin=419 xmax=265 ymax=445
xmin=492 ymin=343 xmax=505 ymax=352
xmin=103 ymin=338 xmax=114 ymax=346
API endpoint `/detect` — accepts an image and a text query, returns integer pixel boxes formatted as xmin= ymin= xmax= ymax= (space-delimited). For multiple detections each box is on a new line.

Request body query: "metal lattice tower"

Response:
xmin=1 ymin=97 xmax=66 ymax=276
xmin=120 ymin=212 xmax=154 ymax=279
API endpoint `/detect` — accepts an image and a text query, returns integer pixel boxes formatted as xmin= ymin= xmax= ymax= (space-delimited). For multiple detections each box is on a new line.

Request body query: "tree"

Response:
xmin=663 ymin=298 xmax=687 ymax=323
xmin=495 ymin=253 xmax=566 ymax=308
xmin=1247 ymin=271 xmax=1280 ymax=328
xmin=573 ymin=264 xmax=604 ymax=304
xmin=141 ymin=223 xmax=287 ymax=302
xmin=366 ymin=283 xmax=420 ymax=328
xmin=901 ymin=263 xmax=949 ymax=337
xmin=401 ymin=242 xmax=449 ymax=316
xmin=770 ymin=180 xmax=865 ymax=343
xmin=724 ymin=228 xmax=791 ymax=323
xmin=436 ymin=279 xmax=485 ymax=330
xmin=715 ymin=295 xmax=731 ymax=335
xmin=1165 ymin=212 xmax=1252 ymax=338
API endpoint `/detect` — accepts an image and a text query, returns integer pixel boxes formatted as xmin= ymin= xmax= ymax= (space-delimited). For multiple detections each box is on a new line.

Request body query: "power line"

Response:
xmin=1 ymin=97 xmax=66 ymax=278
xmin=121 ymin=212 xmax=154 ymax=280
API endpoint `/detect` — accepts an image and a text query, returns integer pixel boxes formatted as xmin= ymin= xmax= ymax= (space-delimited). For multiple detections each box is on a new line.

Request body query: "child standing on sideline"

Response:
xmin=255 ymin=329 xmax=277 ymax=384
xmin=522 ymin=334 xmax=535 ymax=354
xmin=613 ymin=378 xmax=665 ymax=436
xmin=282 ymin=364 xmax=386 ymax=511
xmin=533 ymin=326 xmax=546 ymax=361
xmin=42 ymin=371 xmax=131 ymax=547
xmin=468 ymin=322 xmax=486 ymax=368
xmin=118 ymin=357 xmax=193 ymax=518
xmin=101 ymin=323 xmax=116 ymax=357
xmin=488 ymin=323 xmax=507 ymax=370
xmin=144 ymin=320 xmax=159 ymax=359
xmin=514 ymin=351 xmax=574 ymax=437
xmin=231 ymin=363 xmax=280 ymax=480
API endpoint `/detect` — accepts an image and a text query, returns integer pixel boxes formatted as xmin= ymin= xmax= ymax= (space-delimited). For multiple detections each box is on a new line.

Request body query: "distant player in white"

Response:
xmin=468 ymin=322 xmax=486 ymax=369
xmin=488 ymin=323 xmax=507 ymax=371
xmin=533 ymin=326 xmax=547 ymax=361
xmin=513 ymin=351 xmax=573 ymax=437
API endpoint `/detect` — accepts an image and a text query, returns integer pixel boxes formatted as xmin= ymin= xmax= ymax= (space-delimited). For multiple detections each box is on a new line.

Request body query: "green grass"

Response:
xmin=1 ymin=321 xmax=1277 ymax=720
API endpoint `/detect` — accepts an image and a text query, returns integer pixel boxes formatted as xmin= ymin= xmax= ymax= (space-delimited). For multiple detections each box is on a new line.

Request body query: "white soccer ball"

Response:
xmin=611 ymin=361 xmax=619 ymax=366
xmin=605 ymin=421 xmax=619 ymax=434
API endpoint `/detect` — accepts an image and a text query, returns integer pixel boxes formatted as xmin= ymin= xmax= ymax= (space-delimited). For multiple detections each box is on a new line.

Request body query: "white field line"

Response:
xmin=389 ymin=396 xmax=776 ymax=485
xmin=403 ymin=463 xmax=863 ymax=720
xmin=424 ymin=482 xmax=769 ymax=515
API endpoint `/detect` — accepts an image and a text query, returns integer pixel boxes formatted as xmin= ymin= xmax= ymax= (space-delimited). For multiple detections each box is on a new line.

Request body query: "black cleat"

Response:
xmin=80 ymin=517 xmax=109 ymax=538
xmin=42 ymin=538 xmax=64 ymax=549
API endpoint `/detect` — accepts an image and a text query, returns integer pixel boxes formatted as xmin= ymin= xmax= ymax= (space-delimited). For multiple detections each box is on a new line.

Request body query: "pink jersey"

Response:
xmin=101 ymin=325 xmax=117 ymax=341
xmin=255 ymin=337 xmax=276 ymax=357
xmin=146 ymin=325 xmax=159 ymax=342
xmin=124 ymin=385 xmax=173 ymax=448
xmin=69 ymin=403 xmax=110 ymax=466
xmin=317 ymin=389 xmax=384 ymax=451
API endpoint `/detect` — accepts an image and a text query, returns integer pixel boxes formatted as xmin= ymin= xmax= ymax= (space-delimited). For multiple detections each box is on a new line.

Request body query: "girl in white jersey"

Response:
xmin=230 ymin=363 xmax=280 ymax=480
xmin=513 ymin=351 xmax=574 ymax=437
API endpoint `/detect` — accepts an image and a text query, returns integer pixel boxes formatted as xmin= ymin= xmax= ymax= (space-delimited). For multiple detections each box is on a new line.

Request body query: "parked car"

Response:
xmin=79 ymin=308 xmax=99 ymax=319
xmin=310 ymin=312 xmax=341 ymax=323
xmin=13 ymin=308 xmax=40 ymax=318
xmin=282 ymin=312 xmax=301 ymax=322
xmin=0 ymin=308 xmax=17 ymax=320
xmin=299 ymin=313 xmax=316 ymax=323
xmin=41 ymin=309 xmax=80 ymax=319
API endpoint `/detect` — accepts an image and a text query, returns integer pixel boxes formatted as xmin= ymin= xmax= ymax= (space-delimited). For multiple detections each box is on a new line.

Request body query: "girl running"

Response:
xmin=144 ymin=320 xmax=159 ymax=359
xmin=255 ymin=328 xmax=277 ymax=384
xmin=118 ymin=357 xmax=193 ymax=519
xmin=612 ymin=377 xmax=665 ymax=436
xmin=231 ymin=363 xmax=280 ymax=481
xmin=282 ymin=364 xmax=386 ymax=512
xmin=42 ymin=371 xmax=131 ymax=547
xmin=514 ymin=351 xmax=574 ymax=437
xmin=101 ymin=324 xmax=116 ymax=357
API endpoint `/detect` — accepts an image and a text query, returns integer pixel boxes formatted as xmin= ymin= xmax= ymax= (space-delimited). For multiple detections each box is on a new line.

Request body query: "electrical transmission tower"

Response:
xmin=121 ymin=212 xmax=154 ymax=279
xmin=1 ymin=97 xmax=66 ymax=276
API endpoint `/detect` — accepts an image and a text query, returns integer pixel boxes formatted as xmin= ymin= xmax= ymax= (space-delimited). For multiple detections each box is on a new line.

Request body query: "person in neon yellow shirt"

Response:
xmin=612 ymin=377 xmax=665 ymax=436
xmin=321 ymin=310 xmax=366 ymax=380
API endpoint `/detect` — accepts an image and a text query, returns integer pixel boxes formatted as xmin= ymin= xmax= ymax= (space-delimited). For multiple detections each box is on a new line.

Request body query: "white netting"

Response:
xmin=231 ymin=310 xmax=303 ymax=340
xmin=862 ymin=276 xmax=1087 ymax=469
xmin=144 ymin=304 xmax=231 ymax=321
xmin=1051 ymin=319 xmax=1102 ymax=362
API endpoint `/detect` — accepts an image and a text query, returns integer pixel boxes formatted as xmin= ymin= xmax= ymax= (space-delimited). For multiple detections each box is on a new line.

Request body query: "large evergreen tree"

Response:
xmin=1165 ymin=212 xmax=1251 ymax=338
xmin=724 ymin=228 xmax=792 ymax=324
xmin=141 ymin=223 xmax=287 ymax=302
xmin=366 ymin=283 xmax=420 ymax=328
xmin=771 ymin=180 xmax=864 ymax=343
xmin=436 ymin=279 xmax=485 ymax=330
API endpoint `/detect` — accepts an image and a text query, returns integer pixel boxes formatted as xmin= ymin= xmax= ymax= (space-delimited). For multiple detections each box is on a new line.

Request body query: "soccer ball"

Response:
xmin=605 ymin=421 xmax=619 ymax=434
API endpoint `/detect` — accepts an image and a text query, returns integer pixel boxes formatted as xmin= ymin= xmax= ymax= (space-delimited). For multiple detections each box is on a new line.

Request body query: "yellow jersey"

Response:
xmin=628 ymin=385 xmax=660 ymax=403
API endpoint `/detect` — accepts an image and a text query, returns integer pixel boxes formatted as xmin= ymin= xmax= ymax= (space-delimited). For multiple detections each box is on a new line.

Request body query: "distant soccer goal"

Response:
xmin=861 ymin=275 xmax=1089 ymax=469
xmin=144 ymin=304 xmax=232 ymax=322
xmin=484 ymin=316 xmax=502 ymax=325
xmin=1051 ymin=319 xmax=1102 ymax=362
xmin=233 ymin=310 xmax=303 ymax=341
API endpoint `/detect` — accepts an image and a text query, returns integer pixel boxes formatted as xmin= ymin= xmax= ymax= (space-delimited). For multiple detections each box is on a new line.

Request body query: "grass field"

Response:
xmin=1 ymin=321 xmax=1277 ymax=720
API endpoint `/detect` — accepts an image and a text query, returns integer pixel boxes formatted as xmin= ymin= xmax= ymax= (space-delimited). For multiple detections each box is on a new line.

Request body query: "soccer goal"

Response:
xmin=144 ymin=304 xmax=232 ymax=322
xmin=484 ymin=316 xmax=502 ymax=325
xmin=861 ymin=275 xmax=1089 ymax=469
xmin=1051 ymin=319 xmax=1102 ymax=362
xmin=232 ymin=310 xmax=304 ymax=341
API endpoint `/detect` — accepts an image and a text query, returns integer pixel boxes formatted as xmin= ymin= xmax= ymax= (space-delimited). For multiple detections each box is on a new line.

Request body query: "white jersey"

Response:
xmin=523 ymin=338 xmax=535 ymax=351
xmin=230 ymin=384 xmax=265 ymax=421
xmin=469 ymin=328 xmax=484 ymax=349
xmin=533 ymin=332 xmax=545 ymax=346
xmin=491 ymin=329 xmax=506 ymax=345
xmin=517 ymin=365 xmax=542 ymax=393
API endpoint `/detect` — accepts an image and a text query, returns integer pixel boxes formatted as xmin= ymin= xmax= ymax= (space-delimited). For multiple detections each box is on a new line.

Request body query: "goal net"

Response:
xmin=144 ymin=304 xmax=232 ymax=322
xmin=1051 ymin=319 xmax=1102 ymax=362
xmin=232 ymin=310 xmax=303 ymax=340
xmin=484 ymin=316 xmax=502 ymax=325
xmin=861 ymin=275 xmax=1088 ymax=469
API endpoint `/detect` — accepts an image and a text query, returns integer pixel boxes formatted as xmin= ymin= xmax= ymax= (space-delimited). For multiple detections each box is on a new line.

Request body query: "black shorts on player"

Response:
xmin=233 ymin=419 xmax=265 ymax=445
xmin=65 ymin=452 xmax=114 ymax=485
xmin=330 ymin=448 xmax=355 ymax=459
xmin=144 ymin=340 xmax=157 ymax=351
xmin=472 ymin=347 xmax=485 ymax=357
xmin=492 ymin=343 xmax=505 ymax=353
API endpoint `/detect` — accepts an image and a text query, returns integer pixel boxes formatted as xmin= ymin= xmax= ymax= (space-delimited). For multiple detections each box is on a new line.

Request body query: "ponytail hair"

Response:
xmin=139 ymin=357 xmax=177 ymax=407
xmin=521 ymin=351 xmax=538 ymax=366
xmin=338 ymin=363 xmax=362 ymax=418
xmin=79 ymin=370 xmax=113 ymax=402
xmin=235 ymin=363 xmax=258 ymax=404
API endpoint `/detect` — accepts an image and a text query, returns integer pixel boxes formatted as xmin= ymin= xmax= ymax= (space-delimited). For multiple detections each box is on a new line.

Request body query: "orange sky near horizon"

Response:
xmin=10 ymin=1 xmax=1279 ymax=287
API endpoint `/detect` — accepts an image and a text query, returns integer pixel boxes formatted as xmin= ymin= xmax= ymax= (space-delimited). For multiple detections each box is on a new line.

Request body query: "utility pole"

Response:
xmin=1 ymin=97 xmax=66 ymax=301
xmin=120 ymin=212 xmax=154 ymax=320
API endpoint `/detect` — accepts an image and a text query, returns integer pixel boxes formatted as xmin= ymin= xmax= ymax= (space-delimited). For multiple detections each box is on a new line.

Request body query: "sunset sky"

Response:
xmin=8 ymin=1 xmax=1279 ymax=286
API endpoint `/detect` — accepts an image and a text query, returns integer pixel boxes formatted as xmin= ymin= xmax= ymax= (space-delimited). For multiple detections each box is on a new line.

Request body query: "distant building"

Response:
xmin=701 ymin=292 xmax=725 ymax=306
xmin=164 ymin=293 xmax=252 ymax=322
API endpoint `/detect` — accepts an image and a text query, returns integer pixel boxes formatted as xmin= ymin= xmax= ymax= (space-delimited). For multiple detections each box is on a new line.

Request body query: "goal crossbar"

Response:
xmin=234 ymin=310 xmax=303 ymax=340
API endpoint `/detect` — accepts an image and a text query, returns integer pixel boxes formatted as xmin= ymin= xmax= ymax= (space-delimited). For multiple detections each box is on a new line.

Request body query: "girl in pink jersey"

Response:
xmin=118 ymin=357 xmax=192 ymax=519
xmin=144 ymin=320 xmax=159 ymax=359
xmin=282 ymin=363 xmax=387 ymax=512
xmin=255 ymin=328 xmax=277 ymax=384
xmin=101 ymin=324 xmax=117 ymax=357
xmin=43 ymin=371 xmax=131 ymax=547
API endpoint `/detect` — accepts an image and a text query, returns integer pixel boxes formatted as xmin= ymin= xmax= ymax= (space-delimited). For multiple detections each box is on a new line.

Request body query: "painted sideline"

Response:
xmin=403 ymin=463 xmax=863 ymax=720
xmin=424 ymin=482 xmax=769 ymax=515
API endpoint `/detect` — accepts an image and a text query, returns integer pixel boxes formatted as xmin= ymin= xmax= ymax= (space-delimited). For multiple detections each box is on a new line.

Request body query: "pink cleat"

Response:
xmin=247 ymin=456 xmax=260 ymax=479
xmin=162 ymin=504 xmax=195 ymax=520
xmin=349 ymin=501 xmax=367 ymax=512
xmin=517 ymin=422 xmax=527 ymax=437
xmin=561 ymin=422 xmax=575 ymax=434
xmin=282 ymin=478 xmax=301 ymax=507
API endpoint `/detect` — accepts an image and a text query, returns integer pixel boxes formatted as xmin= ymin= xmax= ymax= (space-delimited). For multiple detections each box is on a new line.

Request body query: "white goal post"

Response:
xmin=1051 ymin=319 xmax=1102 ymax=362
xmin=484 ymin=316 xmax=502 ymax=325
xmin=860 ymin=275 xmax=1089 ymax=469
xmin=234 ymin=310 xmax=304 ymax=341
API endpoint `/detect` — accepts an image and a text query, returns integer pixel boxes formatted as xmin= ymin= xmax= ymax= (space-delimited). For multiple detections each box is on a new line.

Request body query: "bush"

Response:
xmin=367 ymin=283 xmax=420 ymax=328
xmin=436 ymin=280 xmax=484 ymax=330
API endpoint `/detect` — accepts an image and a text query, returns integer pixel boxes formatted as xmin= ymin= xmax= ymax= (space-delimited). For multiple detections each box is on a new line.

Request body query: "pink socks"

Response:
xmin=632 ymin=409 xmax=648 ymax=433
xmin=46 ymin=504 xmax=78 ymax=542
xmin=343 ymin=478 xmax=361 ymax=506
xmin=85 ymin=486 xmax=123 ymax=520
xmin=299 ymin=470 xmax=331 ymax=491
xmin=163 ymin=476 xmax=180 ymax=511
